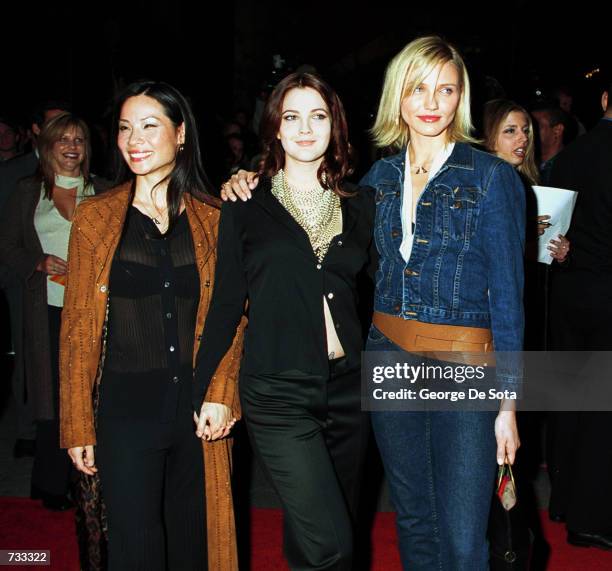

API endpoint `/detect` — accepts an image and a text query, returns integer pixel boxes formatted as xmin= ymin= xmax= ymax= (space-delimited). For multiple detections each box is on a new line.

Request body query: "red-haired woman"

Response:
xmin=194 ymin=72 xmax=376 ymax=570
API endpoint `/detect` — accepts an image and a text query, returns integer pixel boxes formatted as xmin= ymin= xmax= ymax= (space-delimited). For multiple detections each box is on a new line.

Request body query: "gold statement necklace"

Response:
xmin=271 ymin=169 xmax=342 ymax=263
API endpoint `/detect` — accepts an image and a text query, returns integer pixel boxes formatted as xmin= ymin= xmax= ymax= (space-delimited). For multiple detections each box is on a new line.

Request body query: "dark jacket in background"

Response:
xmin=550 ymin=119 xmax=612 ymax=277
xmin=547 ymin=118 xmax=612 ymax=535
xmin=0 ymin=175 xmax=109 ymax=420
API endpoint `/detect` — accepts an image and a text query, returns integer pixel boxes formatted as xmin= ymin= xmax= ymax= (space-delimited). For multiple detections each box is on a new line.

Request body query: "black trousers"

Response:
xmin=96 ymin=386 xmax=207 ymax=571
xmin=241 ymin=358 xmax=370 ymax=571
xmin=547 ymin=273 xmax=612 ymax=534
xmin=31 ymin=305 xmax=72 ymax=495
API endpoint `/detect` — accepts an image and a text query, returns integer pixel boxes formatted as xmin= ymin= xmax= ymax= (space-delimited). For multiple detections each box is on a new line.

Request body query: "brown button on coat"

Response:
xmin=59 ymin=182 xmax=245 ymax=570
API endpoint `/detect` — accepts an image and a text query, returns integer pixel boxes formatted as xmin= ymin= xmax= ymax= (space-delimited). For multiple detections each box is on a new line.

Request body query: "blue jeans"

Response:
xmin=367 ymin=326 xmax=496 ymax=570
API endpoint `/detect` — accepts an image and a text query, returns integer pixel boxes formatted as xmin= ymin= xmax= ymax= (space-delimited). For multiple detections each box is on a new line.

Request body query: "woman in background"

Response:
xmin=0 ymin=113 xmax=107 ymax=511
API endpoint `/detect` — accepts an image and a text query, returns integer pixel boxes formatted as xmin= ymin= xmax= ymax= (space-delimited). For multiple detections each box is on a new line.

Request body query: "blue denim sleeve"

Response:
xmin=359 ymin=166 xmax=375 ymax=188
xmin=481 ymin=162 xmax=525 ymax=389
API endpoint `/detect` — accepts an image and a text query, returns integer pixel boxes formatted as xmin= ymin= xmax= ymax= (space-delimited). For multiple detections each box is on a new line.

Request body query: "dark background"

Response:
xmin=3 ymin=0 xmax=609 ymax=181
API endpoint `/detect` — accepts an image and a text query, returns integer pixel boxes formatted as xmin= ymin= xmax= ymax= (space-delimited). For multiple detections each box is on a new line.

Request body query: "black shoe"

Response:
xmin=13 ymin=438 xmax=36 ymax=458
xmin=567 ymin=530 xmax=612 ymax=551
xmin=30 ymin=486 xmax=74 ymax=511
xmin=549 ymin=511 xmax=566 ymax=523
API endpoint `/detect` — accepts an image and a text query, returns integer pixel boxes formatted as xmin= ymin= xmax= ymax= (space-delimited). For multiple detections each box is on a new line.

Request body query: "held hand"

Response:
xmin=193 ymin=402 xmax=236 ymax=441
xmin=547 ymin=234 xmax=570 ymax=262
xmin=36 ymin=254 xmax=68 ymax=275
xmin=536 ymin=214 xmax=551 ymax=236
xmin=68 ymin=445 xmax=97 ymax=475
xmin=495 ymin=409 xmax=520 ymax=466
xmin=220 ymin=169 xmax=258 ymax=202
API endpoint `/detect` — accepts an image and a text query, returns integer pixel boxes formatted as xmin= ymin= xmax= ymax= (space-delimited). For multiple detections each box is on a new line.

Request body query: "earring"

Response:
xmin=178 ymin=143 xmax=185 ymax=153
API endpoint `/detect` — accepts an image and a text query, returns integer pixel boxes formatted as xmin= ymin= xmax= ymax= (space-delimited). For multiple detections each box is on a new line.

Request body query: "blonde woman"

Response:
xmin=0 ymin=113 xmax=107 ymax=511
xmin=360 ymin=37 xmax=523 ymax=570
xmin=483 ymin=98 xmax=569 ymax=261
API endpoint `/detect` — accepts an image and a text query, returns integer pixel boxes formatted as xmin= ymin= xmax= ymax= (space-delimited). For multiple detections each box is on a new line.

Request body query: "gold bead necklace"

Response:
xmin=271 ymin=169 xmax=342 ymax=263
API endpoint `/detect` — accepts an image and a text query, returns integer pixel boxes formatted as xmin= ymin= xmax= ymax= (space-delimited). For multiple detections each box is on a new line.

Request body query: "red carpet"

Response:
xmin=2 ymin=498 xmax=612 ymax=569
xmin=0 ymin=497 xmax=80 ymax=570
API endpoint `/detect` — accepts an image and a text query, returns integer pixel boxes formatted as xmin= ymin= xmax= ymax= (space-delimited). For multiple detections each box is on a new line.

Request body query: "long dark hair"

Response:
xmin=112 ymin=80 xmax=218 ymax=230
xmin=259 ymin=72 xmax=353 ymax=197
xmin=37 ymin=112 xmax=93 ymax=199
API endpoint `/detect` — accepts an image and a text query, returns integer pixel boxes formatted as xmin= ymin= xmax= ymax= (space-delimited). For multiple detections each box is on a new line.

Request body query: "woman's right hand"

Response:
xmin=68 ymin=445 xmax=97 ymax=475
xmin=36 ymin=254 xmax=68 ymax=275
xmin=220 ymin=169 xmax=259 ymax=202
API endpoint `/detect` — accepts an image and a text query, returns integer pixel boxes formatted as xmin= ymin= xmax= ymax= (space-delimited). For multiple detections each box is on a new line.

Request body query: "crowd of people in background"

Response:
xmin=0 ymin=33 xmax=611 ymax=571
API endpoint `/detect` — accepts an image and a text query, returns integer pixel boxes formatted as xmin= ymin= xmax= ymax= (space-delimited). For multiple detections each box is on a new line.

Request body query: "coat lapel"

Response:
xmin=256 ymin=182 xmax=315 ymax=258
xmin=88 ymin=184 xmax=131 ymax=282
xmin=185 ymin=195 xmax=215 ymax=271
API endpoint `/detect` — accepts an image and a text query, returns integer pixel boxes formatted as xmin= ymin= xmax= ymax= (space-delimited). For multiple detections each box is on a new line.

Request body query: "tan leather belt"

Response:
xmin=372 ymin=311 xmax=494 ymax=366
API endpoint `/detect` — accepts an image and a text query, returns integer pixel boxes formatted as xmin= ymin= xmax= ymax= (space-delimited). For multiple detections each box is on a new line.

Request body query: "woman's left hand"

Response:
xmin=193 ymin=402 xmax=236 ymax=441
xmin=494 ymin=409 xmax=520 ymax=465
xmin=548 ymin=234 xmax=570 ymax=262
xmin=536 ymin=214 xmax=551 ymax=236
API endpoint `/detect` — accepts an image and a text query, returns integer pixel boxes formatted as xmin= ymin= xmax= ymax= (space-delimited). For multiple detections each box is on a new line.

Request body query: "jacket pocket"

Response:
xmin=439 ymin=186 xmax=482 ymax=241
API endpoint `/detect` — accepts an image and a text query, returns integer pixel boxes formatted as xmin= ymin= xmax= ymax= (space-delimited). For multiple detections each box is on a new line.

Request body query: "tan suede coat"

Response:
xmin=59 ymin=182 xmax=245 ymax=570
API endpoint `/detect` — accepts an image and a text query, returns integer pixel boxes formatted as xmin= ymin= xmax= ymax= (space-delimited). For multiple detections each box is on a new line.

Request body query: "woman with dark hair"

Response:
xmin=194 ymin=72 xmax=375 ymax=570
xmin=0 ymin=112 xmax=108 ymax=511
xmin=59 ymin=81 xmax=244 ymax=571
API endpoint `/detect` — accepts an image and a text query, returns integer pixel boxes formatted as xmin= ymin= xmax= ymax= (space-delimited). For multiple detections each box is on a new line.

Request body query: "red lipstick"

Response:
xmin=417 ymin=115 xmax=442 ymax=123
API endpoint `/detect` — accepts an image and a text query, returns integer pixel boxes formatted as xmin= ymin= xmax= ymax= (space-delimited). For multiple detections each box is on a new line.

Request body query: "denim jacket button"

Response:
xmin=395 ymin=191 xmax=400 ymax=198
xmin=391 ymin=230 xmax=400 ymax=238
xmin=393 ymin=304 xmax=401 ymax=313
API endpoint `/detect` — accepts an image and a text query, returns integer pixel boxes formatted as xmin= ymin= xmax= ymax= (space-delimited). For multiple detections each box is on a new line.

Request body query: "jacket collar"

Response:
xmin=184 ymin=193 xmax=216 ymax=270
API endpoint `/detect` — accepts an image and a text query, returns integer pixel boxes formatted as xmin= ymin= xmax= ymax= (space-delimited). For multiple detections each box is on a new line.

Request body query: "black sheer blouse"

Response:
xmin=99 ymin=206 xmax=200 ymax=421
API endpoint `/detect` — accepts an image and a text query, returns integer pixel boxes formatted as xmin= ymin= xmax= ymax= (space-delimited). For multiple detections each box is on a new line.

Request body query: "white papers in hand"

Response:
xmin=532 ymin=185 xmax=578 ymax=265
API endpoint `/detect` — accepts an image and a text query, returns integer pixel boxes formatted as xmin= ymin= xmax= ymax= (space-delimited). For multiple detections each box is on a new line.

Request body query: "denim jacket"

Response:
xmin=361 ymin=143 xmax=525 ymax=386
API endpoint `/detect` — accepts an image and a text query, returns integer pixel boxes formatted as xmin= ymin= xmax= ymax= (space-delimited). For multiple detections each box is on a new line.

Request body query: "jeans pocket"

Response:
xmin=366 ymin=324 xmax=389 ymax=347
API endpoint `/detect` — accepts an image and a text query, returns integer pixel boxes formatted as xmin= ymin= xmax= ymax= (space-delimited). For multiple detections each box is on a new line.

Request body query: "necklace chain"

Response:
xmin=271 ymin=169 xmax=341 ymax=263
xmin=139 ymin=202 xmax=167 ymax=226
xmin=411 ymin=165 xmax=429 ymax=175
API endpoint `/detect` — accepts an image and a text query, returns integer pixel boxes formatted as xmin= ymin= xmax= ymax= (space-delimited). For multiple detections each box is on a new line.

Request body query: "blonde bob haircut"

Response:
xmin=371 ymin=35 xmax=478 ymax=150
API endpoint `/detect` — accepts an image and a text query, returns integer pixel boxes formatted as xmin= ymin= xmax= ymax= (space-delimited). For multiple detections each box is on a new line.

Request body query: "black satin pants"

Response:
xmin=241 ymin=358 xmax=370 ymax=571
